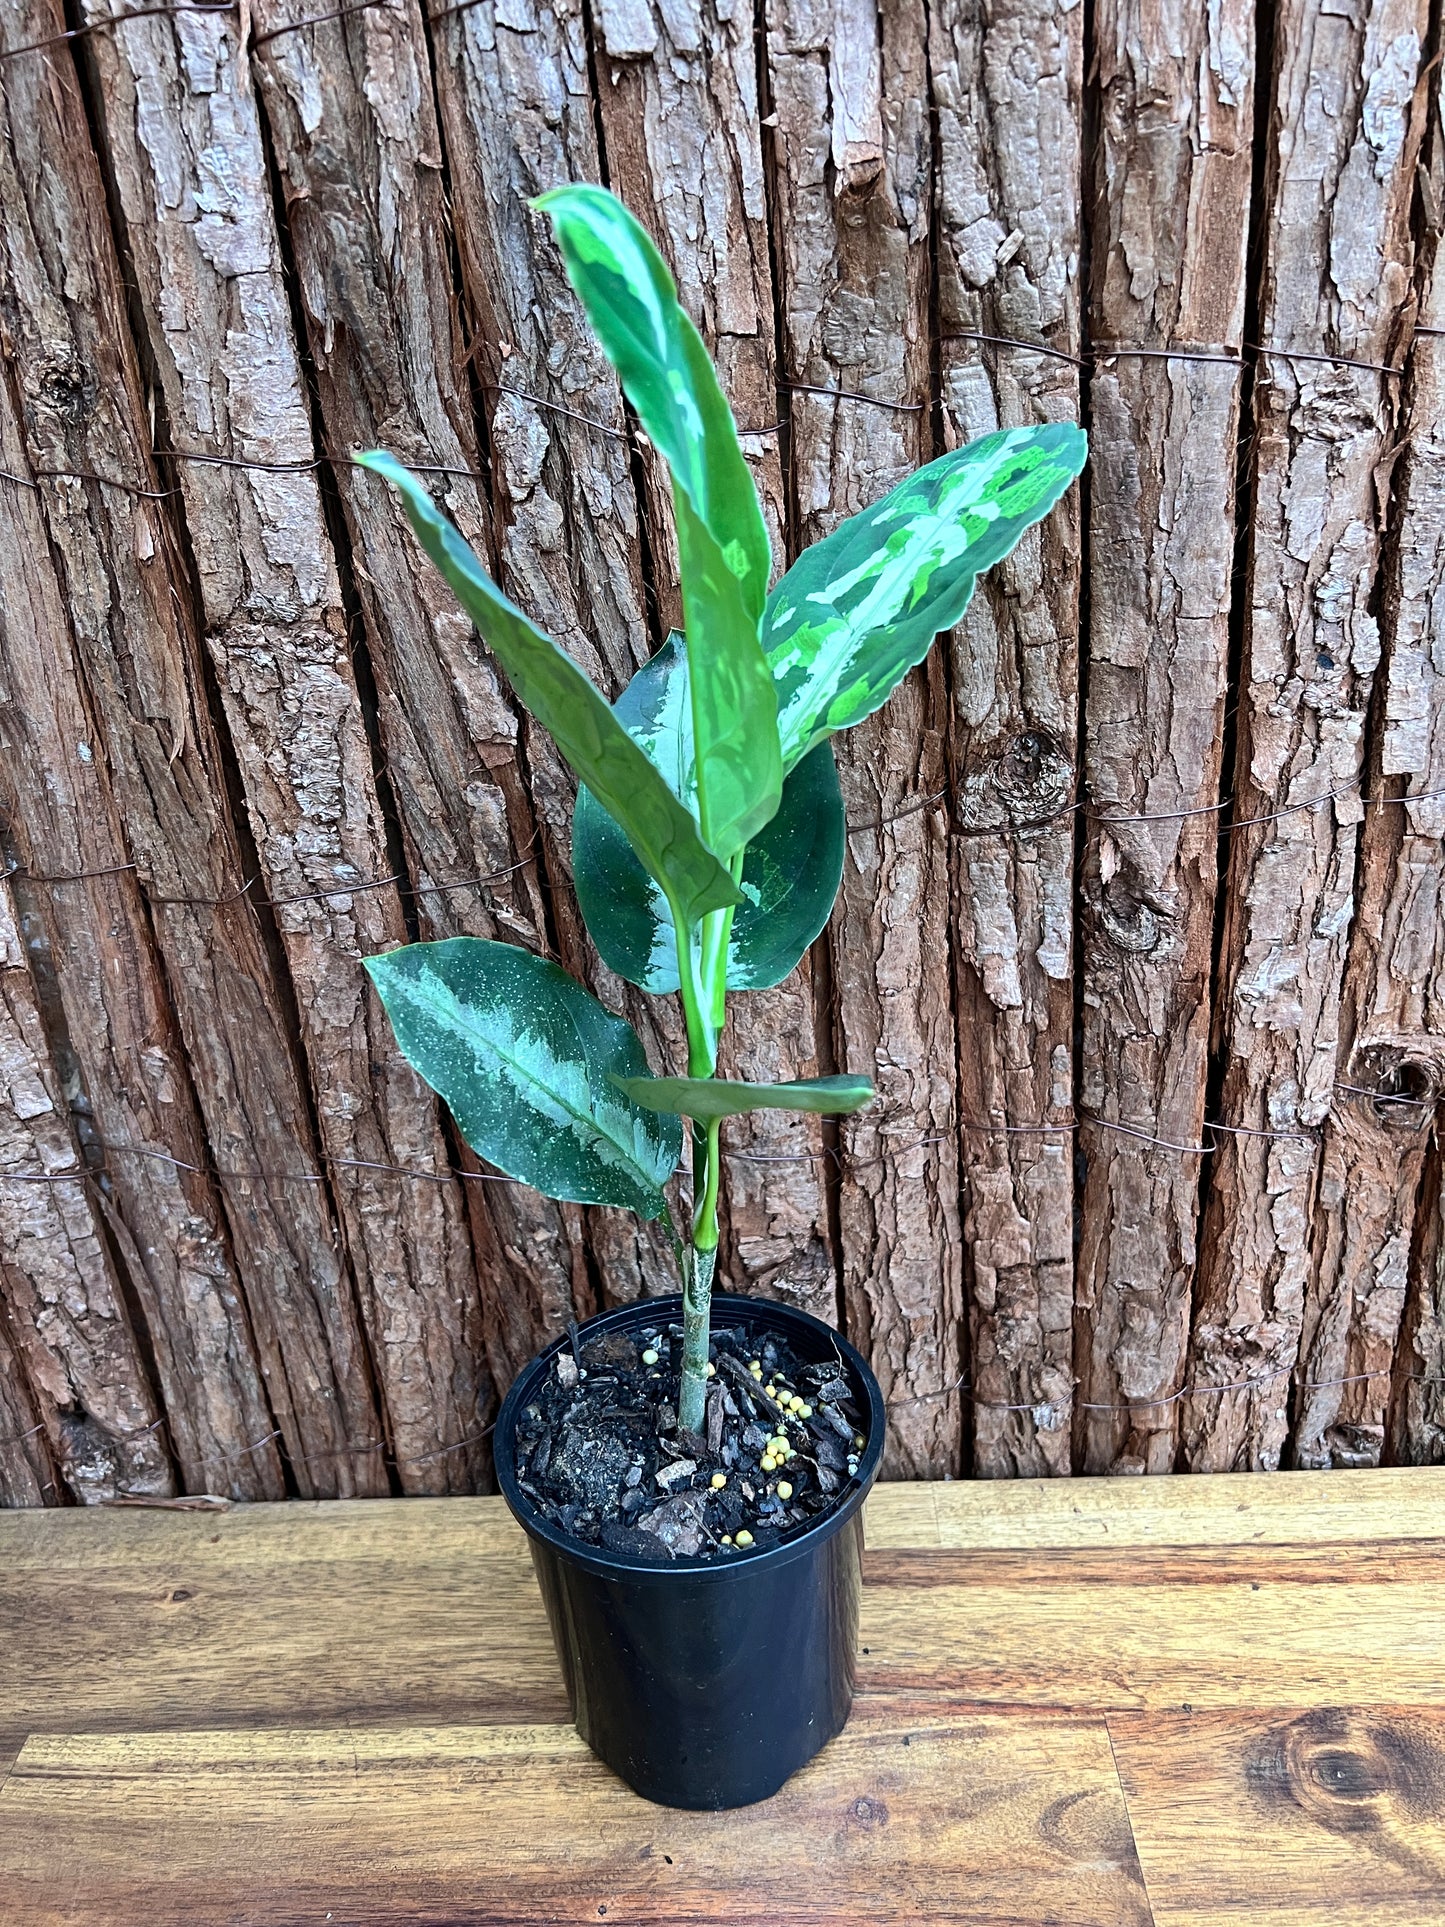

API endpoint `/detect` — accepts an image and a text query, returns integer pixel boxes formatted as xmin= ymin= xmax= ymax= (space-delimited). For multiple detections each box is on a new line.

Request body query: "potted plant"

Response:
xmin=359 ymin=183 xmax=1085 ymax=1809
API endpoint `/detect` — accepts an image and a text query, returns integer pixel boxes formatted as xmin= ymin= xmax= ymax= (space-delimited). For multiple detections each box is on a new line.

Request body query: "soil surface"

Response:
xmin=509 ymin=1319 xmax=869 ymax=1561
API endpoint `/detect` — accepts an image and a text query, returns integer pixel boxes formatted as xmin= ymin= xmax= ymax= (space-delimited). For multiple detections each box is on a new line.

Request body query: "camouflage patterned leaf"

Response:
xmin=537 ymin=184 xmax=780 ymax=857
xmin=762 ymin=424 xmax=1088 ymax=771
xmin=364 ymin=938 xmax=681 ymax=1218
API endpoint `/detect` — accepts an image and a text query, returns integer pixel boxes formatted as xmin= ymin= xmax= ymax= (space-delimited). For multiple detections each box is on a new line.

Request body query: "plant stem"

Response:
xmin=670 ymin=868 xmax=737 ymax=1434
xmin=679 ymin=1114 xmax=721 ymax=1433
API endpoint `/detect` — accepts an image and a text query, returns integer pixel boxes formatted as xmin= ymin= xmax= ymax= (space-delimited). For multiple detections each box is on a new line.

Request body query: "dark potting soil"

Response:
xmin=510 ymin=1320 xmax=869 ymax=1563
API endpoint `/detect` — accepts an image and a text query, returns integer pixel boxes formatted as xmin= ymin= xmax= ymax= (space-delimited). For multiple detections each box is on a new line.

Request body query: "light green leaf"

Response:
xmin=613 ymin=1073 xmax=875 ymax=1122
xmin=537 ymin=183 xmax=780 ymax=857
xmin=364 ymin=939 xmax=681 ymax=1218
xmin=357 ymin=452 xmax=740 ymax=928
xmin=763 ymin=423 xmax=1088 ymax=771
xmin=572 ymin=639 xmax=844 ymax=993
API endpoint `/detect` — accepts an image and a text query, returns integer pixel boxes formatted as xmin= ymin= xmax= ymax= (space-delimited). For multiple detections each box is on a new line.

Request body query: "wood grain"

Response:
xmin=1075 ymin=0 xmax=1254 ymax=1474
xmin=0 ymin=1709 xmax=1150 ymax=1927
xmin=1111 ymin=1707 xmax=1445 ymax=1926
xmin=2 ymin=1474 xmax=1440 ymax=1755
xmin=3 ymin=1476 xmax=1443 ymax=1923
xmin=1185 ymin=0 xmax=1430 ymax=1471
xmin=931 ymin=0 xmax=1085 ymax=1477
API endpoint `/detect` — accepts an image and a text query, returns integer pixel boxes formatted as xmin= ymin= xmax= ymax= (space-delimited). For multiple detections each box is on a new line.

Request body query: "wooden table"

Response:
xmin=1 ymin=1470 xmax=1441 ymax=1924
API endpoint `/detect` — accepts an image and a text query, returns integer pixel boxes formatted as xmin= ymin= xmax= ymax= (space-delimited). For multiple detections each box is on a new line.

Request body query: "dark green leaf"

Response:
xmin=572 ymin=639 xmax=844 ymax=993
xmin=613 ymin=1073 xmax=874 ymax=1122
xmin=763 ymin=423 xmax=1088 ymax=771
xmin=356 ymin=452 xmax=740 ymax=928
xmin=364 ymin=938 xmax=681 ymax=1217
xmin=537 ymin=184 xmax=780 ymax=857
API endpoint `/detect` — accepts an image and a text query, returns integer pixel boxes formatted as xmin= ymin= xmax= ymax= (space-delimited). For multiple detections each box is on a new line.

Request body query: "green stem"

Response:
xmin=679 ymin=1114 xmax=721 ymax=1434
xmin=670 ymin=866 xmax=738 ymax=1435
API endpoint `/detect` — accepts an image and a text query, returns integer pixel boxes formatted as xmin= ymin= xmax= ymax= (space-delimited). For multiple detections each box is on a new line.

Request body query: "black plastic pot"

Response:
xmin=494 ymin=1293 xmax=886 ymax=1809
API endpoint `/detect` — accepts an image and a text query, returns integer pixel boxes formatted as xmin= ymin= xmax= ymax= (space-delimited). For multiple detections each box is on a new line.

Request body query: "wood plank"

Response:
xmin=862 ymin=1541 xmax=1445 ymax=1709
xmin=0 ymin=1709 xmax=1151 ymax=1927
xmin=931 ymin=0 xmax=1085 ymax=1477
xmin=875 ymin=1465 xmax=1445 ymax=1549
xmin=1076 ymin=0 xmax=1255 ymax=1475
xmin=2 ymin=1476 xmax=1440 ymax=1746
xmin=1 ymin=1466 xmax=1438 ymax=1570
xmin=1111 ymin=1707 xmax=1445 ymax=1925
xmin=1185 ymin=0 xmax=1430 ymax=1473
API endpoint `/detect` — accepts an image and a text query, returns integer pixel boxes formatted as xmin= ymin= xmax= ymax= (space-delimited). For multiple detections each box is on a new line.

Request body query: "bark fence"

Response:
xmin=1 ymin=0 xmax=1442 ymax=1503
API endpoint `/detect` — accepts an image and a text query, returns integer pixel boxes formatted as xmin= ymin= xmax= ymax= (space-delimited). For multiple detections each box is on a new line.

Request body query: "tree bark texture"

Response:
xmin=1 ymin=0 xmax=1443 ymax=1499
xmin=74 ymin=0 xmax=489 ymax=1493
xmin=932 ymin=0 xmax=1083 ymax=1476
xmin=1301 ymin=61 xmax=1445 ymax=1471
xmin=1074 ymin=0 xmax=1254 ymax=1474
xmin=1183 ymin=0 xmax=1428 ymax=1472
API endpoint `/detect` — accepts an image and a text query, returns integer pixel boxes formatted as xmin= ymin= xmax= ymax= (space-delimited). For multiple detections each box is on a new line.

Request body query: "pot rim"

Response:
xmin=493 ymin=1292 xmax=886 ymax=1584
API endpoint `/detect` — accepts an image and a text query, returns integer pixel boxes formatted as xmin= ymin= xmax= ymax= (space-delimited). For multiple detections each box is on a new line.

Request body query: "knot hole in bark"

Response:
xmin=1346 ymin=1042 xmax=1444 ymax=1132
xmin=955 ymin=728 xmax=1074 ymax=837
xmin=37 ymin=353 xmax=97 ymax=428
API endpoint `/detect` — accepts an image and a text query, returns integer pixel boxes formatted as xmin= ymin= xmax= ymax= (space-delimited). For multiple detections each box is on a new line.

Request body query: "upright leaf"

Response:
xmin=357 ymin=452 xmax=740 ymax=928
xmin=613 ymin=1073 xmax=874 ymax=1122
xmin=763 ymin=424 xmax=1088 ymax=771
xmin=364 ymin=939 xmax=681 ymax=1218
xmin=537 ymin=184 xmax=781 ymax=857
xmin=572 ymin=639 xmax=844 ymax=993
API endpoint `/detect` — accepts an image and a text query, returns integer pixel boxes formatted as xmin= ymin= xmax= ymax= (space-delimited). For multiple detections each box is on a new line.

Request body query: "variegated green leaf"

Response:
xmin=356 ymin=452 xmax=740 ymax=929
xmin=613 ymin=1073 xmax=874 ymax=1122
xmin=537 ymin=184 xmax=781 ymax=858
xmin=364 ymin=939 xmax=681 ymax=1218
xmin=572 ymin=639 xmax=844 ymax=994
xmin=763 ymin=423 xmax=1087 ymax=771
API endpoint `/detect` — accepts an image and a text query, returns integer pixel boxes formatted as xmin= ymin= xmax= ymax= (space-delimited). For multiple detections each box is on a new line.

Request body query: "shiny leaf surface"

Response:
xmin=364 ymin=939 xmax=681 ymax=1218
xmin=538 ymin=184 xmax=780 ymax=857
xmin=763 ymin=424 xmax=1088 ymax=771
xmin=572 ymin=639 xmax=844 ymax=993
xmin=357 ymin=452 xmax=740 ymax=928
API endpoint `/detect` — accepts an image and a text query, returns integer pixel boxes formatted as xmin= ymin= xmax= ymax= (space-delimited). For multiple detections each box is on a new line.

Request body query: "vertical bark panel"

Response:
xmin=588 ymin=0 xmax=836 ymax=1324
xmin=765 ymin=0 xmax=958 ymax=1461
xmin=78 ymin=0 xmax=488 ymax=1490
xmin=1184 ymin=0 xmax=1427 ymax=1470
xmin=0 ymin=0 xmax=393 ymax=1500
xmin=1075 ymin=0 xmax=1254 ymax=1473
xmin=426 ymin=0 xmax=678 ymax=1334
xmin=1298 ymin=72 xmax=1445 ymax=1468
xmin=248 ymin=0 xmax=568 ymax=1412
xmin=0 ymin=876 xmax=172 ymax=1503
xmin=932 ymin=0 xmax=1083 ymax=1475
